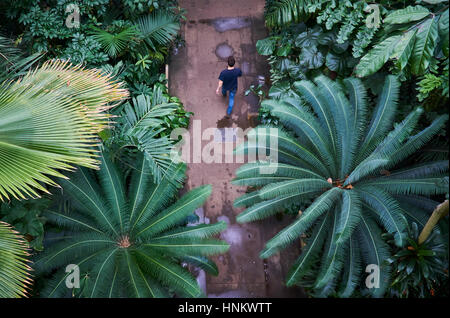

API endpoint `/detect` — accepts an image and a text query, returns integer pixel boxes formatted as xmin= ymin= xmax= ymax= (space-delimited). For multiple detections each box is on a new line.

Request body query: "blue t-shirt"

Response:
xmin=219 ymin=68 xmax=242 ymax=91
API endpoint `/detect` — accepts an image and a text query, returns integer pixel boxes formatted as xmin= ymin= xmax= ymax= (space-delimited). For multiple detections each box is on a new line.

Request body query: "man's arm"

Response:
xmin=216 ymin=80 xmax=223 ymax=95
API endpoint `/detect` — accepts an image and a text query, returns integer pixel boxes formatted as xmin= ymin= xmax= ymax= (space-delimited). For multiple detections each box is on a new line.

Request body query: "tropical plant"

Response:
xmin=0 ymin=58 xmax=128 ymax=201
xmin=91 ymin=25 xmax=139 ymax=58
xmin=233 ymin=74 xmax=449 ymax=297
xmin=256 ymin=24 xmax=358 ymax=89
xmin=264 ymin=0 xmax=320 ymax=29
xmin=0 ymin=221 xmax=32 ymax=298
xmin=135 ymin=11 xmax=180 ymax=53
xmin=0 ymin=198 xmax=50 ymax=251
xmin=386 ymin=219 xmax=448 ymax=298
xmin=0 ymin=34 xmax=42 ymax=82
xmin=105 ymin=83 xmax=190 ymax=184
xmin=355 ymin=4 xmax=449 ymax=78
xmin=315 ymin=0 xmax=382 ymax=58
xmin=35 ymin=151 xmax=229 ymax=297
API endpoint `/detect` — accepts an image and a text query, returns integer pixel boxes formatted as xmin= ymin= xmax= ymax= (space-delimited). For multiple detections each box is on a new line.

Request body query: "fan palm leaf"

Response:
xmin=0 ymin=59 xmax=128 ymax=201
xmin=0 ymin=221 xmax=32 ymax=298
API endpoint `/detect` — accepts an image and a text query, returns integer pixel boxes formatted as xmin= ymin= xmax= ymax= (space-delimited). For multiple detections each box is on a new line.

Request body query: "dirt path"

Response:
xmin=169 ymin=0 xmax=304 ymax=298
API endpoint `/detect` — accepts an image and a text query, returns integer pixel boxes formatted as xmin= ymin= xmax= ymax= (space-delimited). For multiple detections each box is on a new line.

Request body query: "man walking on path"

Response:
xmin=216 ymin=56 xmax=242 ymax=118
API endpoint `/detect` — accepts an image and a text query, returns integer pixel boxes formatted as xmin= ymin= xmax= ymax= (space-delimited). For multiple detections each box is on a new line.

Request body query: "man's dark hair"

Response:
xmin=227 ymin=56 xmax=235 ymax=67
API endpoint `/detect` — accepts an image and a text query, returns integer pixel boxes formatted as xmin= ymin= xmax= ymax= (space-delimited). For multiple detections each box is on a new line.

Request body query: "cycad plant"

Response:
xmin=233 ymin=75 xmax=449 ymax=297
xmin=0 ymin=221 xmax=32 ymax=297
xmin=35 ymin=151 xmax=229 ymax=297
xmin=0 ymin=58 xmax=128 ymax=201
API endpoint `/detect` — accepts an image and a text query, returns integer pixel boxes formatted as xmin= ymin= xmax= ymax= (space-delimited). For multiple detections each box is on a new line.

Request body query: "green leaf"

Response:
xmin=326 ymin=51 xmax=347 ymax=73
xmin=439 ymin=10 xmax=449 ymax=57
xmin=276 ymin=44 xmax=292 ymax=56
xmin=355 ymin=35 xmax=402 ymax=77
xmin=410 ymin=17 xmax=439 ymax=75
xmin=0 ymin=221 xmax=32 ymax=298
xmin=300 ymin=46 xmax=325 ymax=70
xmin=256 ymin=37 xmax=278 ymax=55
xmin=384 ymin=6 xmax=430 ymax=24
xmin=0 ymin=60 xmax=128 ymax=202
xmin=295 ymin=26 xmax=322 ymax=47
xmin=390 ymin=29 xmax=418 ymax=70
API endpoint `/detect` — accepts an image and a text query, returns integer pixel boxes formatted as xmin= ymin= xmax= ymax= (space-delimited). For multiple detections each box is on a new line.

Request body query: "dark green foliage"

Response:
xmin=35 ymin=151 xmax=229 ymax=298
xmin=233 ymin=75 xmax=449 ymax=297
xmin=0 ymin=34 xmax=43 ymax=82
xmin=104 ymin=83 xmax=192 ymax=185
xmin=355 ymin=4 xmax=449 ymax=78
xmin=256 ymin=24 xmax=357 ymax=86
xmin=386 ymin=222 xmax=449 ymax=298
xmin=264 ymin=0 xmax=320 ymax=29
xmin=0 ymin=199 xmax=49 ymax=251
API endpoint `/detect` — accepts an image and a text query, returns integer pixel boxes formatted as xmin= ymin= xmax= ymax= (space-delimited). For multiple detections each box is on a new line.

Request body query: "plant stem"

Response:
xmin=418 ymin=200 xmax=449 ymax=245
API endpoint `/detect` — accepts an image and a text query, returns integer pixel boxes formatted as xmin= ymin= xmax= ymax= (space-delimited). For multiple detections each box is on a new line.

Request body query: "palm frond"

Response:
xmin=337 ymin=235 xmax=362 ymax=297
xmin=233 ymin=74 xmax=448 ymax=296
xmin=135 ymin=11 xmax=180 ymax=52
xmin=285 ymin=215 xmax=329 ymax=286
xmin=91 ymin=26 xmax=138 ymax=58
xmin=358 ymin=75 xmax=400 ymax=162
xmin=264 ymin=0 xmax=319 ymax=28
xmin=0 ymin=59 xmax=128 ymax=201
xmin=356 ymin=212 xmax=392 ymax=298
xmin=314 ymin=210 xmax=346 ymax=289
xmin=261 ymin=187 xmax=342 ymax=258
xmin=0 ymin=221 xmax=32 ymax=298
xmin=356 ymin=186 xmax=407 ymax=247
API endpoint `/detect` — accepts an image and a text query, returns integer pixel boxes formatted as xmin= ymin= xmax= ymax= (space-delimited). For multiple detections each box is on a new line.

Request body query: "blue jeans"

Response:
xmin=222 ymin=88 xmax=236 ymax=115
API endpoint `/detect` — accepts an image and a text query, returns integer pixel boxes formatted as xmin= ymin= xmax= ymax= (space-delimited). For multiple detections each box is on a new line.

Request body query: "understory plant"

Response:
xmin=35 ymin=151 xmax=229 ymax=297
xmin=104 ymin=82 xmax=192 ymax=184
xmin=386 ymin=220 xmax=449 ymax=298
xmin=233 ymin=74 xmax=448 ymax=297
